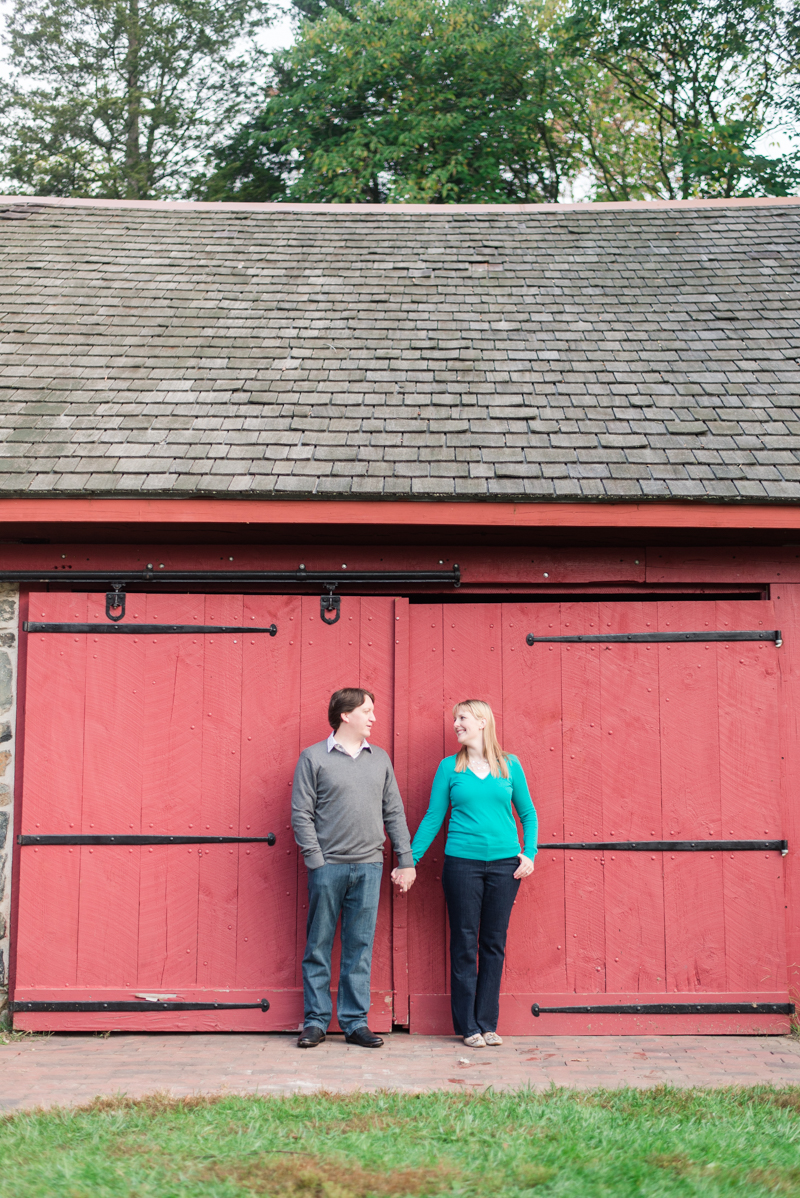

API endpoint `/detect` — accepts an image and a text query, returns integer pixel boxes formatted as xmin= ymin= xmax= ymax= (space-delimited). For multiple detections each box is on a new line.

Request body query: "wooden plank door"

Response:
xmin=13 ymin=592 xmax=399 ymax=1032
xmin=405 ymin=600 xmax=790 ymax=1035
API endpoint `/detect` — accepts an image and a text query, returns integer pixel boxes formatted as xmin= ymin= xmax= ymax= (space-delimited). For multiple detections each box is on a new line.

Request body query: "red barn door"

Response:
xmin=14 ymin=592 xmax=399 ymax=1031
xmin=403 ymin=599 xmax=791 ymax=1034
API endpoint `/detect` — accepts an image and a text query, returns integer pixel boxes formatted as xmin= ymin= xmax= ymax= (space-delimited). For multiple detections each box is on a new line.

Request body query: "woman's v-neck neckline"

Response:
xmin=467 ymin=764 xmax=491 ymax=780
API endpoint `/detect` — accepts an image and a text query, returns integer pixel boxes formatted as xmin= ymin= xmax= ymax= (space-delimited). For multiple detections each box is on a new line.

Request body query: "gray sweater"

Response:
xmin=291 ymin=741 xmax=414 ymax=871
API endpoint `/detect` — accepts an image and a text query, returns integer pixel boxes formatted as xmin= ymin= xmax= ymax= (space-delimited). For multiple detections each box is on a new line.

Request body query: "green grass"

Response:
xmin=0 ymin=1026 xmax=52 ymax=1045
xmin=1 ymin=1087 xmax=799 ymax=1197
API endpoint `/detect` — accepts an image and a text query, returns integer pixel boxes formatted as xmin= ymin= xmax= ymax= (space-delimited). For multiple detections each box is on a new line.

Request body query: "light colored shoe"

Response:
xmin=463 ymin=1033 xmax=486 ymax=1048
xmin=483 ymin=1031 xmax=503 ymax=1046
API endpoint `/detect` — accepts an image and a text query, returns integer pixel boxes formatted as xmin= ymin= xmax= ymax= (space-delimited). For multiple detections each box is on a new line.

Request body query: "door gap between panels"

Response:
xmin=408 ymin=592 xmax=767 ymax=605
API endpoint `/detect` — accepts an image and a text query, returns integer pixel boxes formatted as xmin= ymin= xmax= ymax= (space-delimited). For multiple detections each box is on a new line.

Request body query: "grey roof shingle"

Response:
xmin=1 ymin=197 xmax=799 ymax=501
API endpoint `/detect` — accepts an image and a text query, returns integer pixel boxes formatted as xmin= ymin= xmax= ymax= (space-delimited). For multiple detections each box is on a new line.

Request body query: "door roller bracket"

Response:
xmin=321 ymin=583 xmax=341 ymax=625
xmin=105 ymin=583 xmax=126 ymax=622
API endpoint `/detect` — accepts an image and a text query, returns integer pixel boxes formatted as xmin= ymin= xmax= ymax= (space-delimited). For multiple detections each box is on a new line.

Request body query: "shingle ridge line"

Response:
xmin=2 ymin=195 xmax=800 ymax=215
xmin=0 ymin=487 xmax=798 ymax=507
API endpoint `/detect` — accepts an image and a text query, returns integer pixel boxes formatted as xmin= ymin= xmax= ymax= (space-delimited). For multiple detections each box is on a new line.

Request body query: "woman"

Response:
xmin=399 ymin=700 xmax=537 ymax=1047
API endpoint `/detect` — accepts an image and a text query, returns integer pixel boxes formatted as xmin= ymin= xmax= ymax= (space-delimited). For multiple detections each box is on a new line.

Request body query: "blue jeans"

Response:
xmin=303 ymin=862 xmax=383 ymax=1035
xmin=442 ymin=856 xmax=521 ymax=1037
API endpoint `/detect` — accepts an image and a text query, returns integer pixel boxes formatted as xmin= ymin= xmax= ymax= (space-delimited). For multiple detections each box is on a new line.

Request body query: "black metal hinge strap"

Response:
xmin=532 ymin=1002 xmax=794 ymax=1017
xmin=24 ymin=623 xmax=279 ymax=636
xmin=540 ymin=840 xmax=788 ymax=854
xmin=19 ymin=834 xmax=277 ymax=846
xmin=526 ymin=630 xmax=781 ymax=645
xmin=20 ymin=837 xmax=784 ymax=852
xmin=12 ymin=999 xmax=270 ymax=1013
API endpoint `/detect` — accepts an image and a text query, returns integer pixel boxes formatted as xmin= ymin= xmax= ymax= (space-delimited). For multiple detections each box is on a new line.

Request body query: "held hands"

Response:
xmin=393 ymin=859 xmax=529 ymax=887
xmin=391 ymin=866 xmax=416 ymax=893
xmin=513 ymin=853 xmax=535 ymax=880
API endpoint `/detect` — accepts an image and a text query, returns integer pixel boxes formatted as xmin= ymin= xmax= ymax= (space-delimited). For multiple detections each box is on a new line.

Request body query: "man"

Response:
xmin=291 ymin=687 xmax=416 ymax=1048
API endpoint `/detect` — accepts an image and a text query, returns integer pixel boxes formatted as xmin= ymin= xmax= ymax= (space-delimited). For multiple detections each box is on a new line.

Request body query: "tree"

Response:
xmin=203 ymin=0 xmax=582 ymax=203
xmin=776 ymin=1 xmax=800 ymax=151
xmin=564 ymin=69 xmax=671 ymax=200
xmin=288 ymin=0 xmax=355 ymax=20
xmin=205 ymin=0 xmax=798 ymax=204
xmin=567 ymin=0 xmax=799 ymax=199
xmin=0 ymin=0 xmax=273 ymax=198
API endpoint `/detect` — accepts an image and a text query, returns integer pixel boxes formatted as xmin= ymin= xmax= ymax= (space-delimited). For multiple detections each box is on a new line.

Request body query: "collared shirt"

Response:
xmin=326 ymin=730 xmax=372 ymax=759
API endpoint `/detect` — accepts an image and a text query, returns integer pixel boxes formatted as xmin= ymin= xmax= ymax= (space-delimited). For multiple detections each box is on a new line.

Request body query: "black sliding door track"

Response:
xmin=0 ymin=567 xmax=461 ymax=586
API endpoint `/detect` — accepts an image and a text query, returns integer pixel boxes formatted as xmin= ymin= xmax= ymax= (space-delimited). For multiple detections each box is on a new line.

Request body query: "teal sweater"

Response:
xmin=411 ymin=754 xmax=538 ymax=865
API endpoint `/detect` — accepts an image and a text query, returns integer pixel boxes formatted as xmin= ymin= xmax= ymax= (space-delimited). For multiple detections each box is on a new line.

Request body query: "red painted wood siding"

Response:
xmin=404 ymin=600 xmax=790 ymax=1035
xmin=14 ymin=593 xmax=398 ymax=1032
xmin=2 ymin=495 xmax=800 ymax=532
xmin=13 ymin=591 xmax=791 ymax=1035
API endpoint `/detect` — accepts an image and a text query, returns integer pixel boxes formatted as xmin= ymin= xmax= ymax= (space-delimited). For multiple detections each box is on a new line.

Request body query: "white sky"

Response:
xmin=257 ymin=2 xmax=296 ymax=55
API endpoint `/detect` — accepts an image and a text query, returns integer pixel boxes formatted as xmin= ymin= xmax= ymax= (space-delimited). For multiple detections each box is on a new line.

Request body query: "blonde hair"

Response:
xmin=453 ymin=699 xmax=509 ymax=779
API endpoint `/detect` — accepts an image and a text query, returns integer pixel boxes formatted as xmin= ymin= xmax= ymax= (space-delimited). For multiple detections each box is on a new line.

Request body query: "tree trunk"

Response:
xmin=123 ymin=0 xmax=144 ymax=198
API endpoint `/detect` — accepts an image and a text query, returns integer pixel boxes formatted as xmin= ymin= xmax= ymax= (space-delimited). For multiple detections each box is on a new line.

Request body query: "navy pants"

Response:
xmin=442 ymin=855 xmax=521 ymax=1037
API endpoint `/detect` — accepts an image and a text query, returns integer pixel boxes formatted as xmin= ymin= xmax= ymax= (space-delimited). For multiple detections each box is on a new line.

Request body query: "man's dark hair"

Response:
xmin=328 ymin=688 xmax=375 ymax=731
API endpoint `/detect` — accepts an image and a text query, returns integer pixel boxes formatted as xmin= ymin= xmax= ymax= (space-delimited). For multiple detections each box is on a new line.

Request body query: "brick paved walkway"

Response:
xmin=1 ymin=1033 xmax=799 ymax=1112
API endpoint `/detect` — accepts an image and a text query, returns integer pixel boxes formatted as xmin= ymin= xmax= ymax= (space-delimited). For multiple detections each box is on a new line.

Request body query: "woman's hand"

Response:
xmin=513 ymin=854 xmax=535 ymax=879
xmin=391 ymin=866 xmax=417 ymax=893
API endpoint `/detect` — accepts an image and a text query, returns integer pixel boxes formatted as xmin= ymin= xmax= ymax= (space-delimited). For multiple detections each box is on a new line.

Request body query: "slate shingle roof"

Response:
xmin=1 ymin=196 xmax=799 ymax=502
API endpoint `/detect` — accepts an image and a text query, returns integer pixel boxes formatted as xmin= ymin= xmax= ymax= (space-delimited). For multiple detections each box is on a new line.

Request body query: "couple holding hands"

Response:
xmin=291 ymin=687 xmax=538 ymax=1049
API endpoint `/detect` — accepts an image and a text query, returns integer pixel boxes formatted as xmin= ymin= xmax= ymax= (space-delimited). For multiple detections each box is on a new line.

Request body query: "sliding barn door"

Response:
xmin=14 ymin=592 xmax=399 ymax=1031
xmin=403 ymin=599 xmax=790 ymax=1034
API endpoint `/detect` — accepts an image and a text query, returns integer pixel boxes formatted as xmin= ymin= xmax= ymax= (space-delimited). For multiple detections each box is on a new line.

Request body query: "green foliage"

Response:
xmin=1 ymin=1086 xmax=800 ymax=1197
xmin=289 ymin=0 xmax=357 ymax=22
xmin=2 ymin=0 xmax=797 ymax=201
xmin=0 ymin=0 xmax=273 ymax=198
xmin=204 ymin=0 xmax=581 ymax=203
xmin=777 ymin=0 xmax=800 ymax=142
xmin=568 ymin=0 xmax=798 ymax=198
xmin=206 ymin=0 xmax=799 ymax=203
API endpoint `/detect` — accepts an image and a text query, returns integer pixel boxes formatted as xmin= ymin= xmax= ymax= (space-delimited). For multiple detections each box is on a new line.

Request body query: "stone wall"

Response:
xmin=0 ymin=584 xmax=18 ymax=1021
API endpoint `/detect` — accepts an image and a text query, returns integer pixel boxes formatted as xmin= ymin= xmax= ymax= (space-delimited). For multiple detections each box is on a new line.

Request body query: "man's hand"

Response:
xmin=391 ymin=866 xmax=416 ymax=893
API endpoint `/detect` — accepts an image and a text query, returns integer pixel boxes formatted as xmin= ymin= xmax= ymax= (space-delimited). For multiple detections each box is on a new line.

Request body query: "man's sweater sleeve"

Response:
xmin=381 ymin=758 xmax=414 ymax=868
xmin=291 ymin=751 xmax=325 ymax=870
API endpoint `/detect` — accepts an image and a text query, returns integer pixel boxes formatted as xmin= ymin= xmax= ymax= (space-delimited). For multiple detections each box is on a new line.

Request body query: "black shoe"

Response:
xmin=344 ymin=1026 xmax=384 ymax=1048
xmin=298 ymin=1025 xmax=326 ymax=1048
